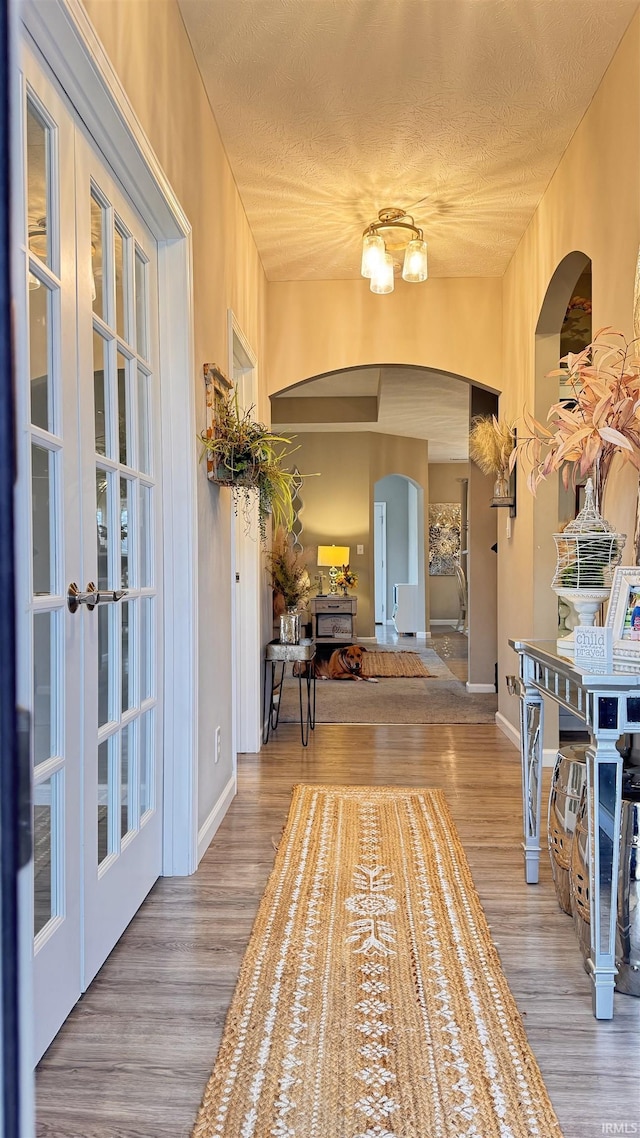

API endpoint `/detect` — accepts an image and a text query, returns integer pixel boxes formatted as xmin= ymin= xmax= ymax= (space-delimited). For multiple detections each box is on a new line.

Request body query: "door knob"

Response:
xmin=67 ymin=582 xmax=128 ymax=613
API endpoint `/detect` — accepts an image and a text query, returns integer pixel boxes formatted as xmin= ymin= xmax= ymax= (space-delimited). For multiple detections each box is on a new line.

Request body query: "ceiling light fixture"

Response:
xmin=361 ymin=207 xmax=428 ymax=294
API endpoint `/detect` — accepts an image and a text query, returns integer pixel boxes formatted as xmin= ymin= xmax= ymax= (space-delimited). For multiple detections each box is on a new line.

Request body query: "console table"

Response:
xmin=510 ymin=638 xmax=640 ymax=1019
xmin=310 ymin=595 xmax=357 ymax=642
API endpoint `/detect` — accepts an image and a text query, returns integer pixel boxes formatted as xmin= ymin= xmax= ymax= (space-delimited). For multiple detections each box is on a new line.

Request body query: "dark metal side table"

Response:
xmin=263 ymin=640 xmax=316 ymax=747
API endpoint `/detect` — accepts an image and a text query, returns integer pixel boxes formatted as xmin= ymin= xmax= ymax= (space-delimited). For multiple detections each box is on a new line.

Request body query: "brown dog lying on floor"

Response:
xmin=315 ymin=644 xmax=378 ymax=682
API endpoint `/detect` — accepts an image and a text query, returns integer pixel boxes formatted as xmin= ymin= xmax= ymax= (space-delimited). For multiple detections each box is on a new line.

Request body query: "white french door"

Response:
xmin=17 ymin=48 xmax=163 ymax=1061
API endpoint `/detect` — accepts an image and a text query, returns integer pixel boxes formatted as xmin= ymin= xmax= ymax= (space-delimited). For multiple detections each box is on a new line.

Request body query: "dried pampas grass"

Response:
xmin=468 ymin=416 xmax=515 ymax=476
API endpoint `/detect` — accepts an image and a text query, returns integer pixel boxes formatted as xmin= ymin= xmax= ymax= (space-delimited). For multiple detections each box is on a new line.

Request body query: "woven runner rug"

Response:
xmin=360 ymin=650 xmax=431 ymax=678
xmin=192 ymin=785 xmax=563 ymax=1138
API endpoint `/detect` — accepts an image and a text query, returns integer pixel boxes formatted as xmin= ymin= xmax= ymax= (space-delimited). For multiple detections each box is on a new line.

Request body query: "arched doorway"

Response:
xmin=270 ymin=363 xmax=498 ymax=690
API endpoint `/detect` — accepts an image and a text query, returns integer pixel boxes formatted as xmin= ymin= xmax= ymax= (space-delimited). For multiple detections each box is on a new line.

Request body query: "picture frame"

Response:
xmin=203 ymin=363 xmax=233 ymax=478
xmin=605 ymin=566 xmax=640 ymax=665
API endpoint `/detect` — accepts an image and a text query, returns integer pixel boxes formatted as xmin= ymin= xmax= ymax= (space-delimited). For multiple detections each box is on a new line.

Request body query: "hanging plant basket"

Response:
xmin=198 ymin=374 xmax=303 ymax=543
xmin=210 ymin=456 xmax=263 ymax=488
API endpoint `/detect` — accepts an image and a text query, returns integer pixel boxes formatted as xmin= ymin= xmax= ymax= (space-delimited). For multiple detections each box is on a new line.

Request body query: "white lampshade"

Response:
xmin=370 ymin=252 xmax=394 ymax=295
xmin=361 ymin=232 xmax=385 ymax=279
xmin=402 ymin=238 xmax=428 ymax=283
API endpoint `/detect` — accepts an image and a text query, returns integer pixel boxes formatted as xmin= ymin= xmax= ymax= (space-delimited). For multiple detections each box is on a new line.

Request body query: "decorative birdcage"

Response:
xmin=552 ymin=478 xmax=625 ymax=591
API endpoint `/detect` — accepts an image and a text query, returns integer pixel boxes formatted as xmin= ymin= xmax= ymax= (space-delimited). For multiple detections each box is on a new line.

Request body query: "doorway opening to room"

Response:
xmin=374 ymin=474 xmax=425 ymax=635
xmin=269 ymin=363 xmax=498 ymax=721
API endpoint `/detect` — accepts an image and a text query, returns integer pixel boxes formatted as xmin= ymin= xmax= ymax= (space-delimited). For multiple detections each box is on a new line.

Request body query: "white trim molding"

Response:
xmin=22 ymin=0 xmax=199 ymax=876
xmin=495 ymin=711 xmax=520 ymax=750
xmin=466 ymin=682 xmax=496 ymax=694
xmin=197 ymin=775 xmax=236 ymax=864
xmin=22 ymin=0 xmax=189 ymax=239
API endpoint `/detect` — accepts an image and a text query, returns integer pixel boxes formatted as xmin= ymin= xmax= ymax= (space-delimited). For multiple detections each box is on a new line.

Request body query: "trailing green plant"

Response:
xmin=265 ymin=528 xmax=312 ymax=610
xmin=199 ymin=389 xmax=300 ymax=543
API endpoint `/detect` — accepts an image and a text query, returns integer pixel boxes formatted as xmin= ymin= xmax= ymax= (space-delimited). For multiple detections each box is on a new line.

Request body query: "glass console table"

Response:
xmin=510 ymin=638 xmax=640 ymax=1019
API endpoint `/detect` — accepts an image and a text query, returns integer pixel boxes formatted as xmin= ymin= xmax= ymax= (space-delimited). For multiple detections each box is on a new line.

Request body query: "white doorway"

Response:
xmin=373 ymin=502 xmax=387 ymax=624
xmin=374 ymin=475 xmax=426 ymax=634
xmin=17 ymin=46 xmax=165 ymax=1062
xmin=229 ymin=311 xmax=262 ymax=756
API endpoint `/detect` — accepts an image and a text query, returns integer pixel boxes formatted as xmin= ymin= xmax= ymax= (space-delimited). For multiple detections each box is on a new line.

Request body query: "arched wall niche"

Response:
xmin=532 ymin=251 xmax=593 ymax=642
xmin=533 ymin=251 xmax=593 ymax=750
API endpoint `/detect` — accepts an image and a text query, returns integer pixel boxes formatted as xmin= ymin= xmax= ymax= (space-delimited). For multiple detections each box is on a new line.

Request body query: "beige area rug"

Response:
xmin=360 ymin=650 xmax=431 ymax=678
xmin=192 ymin=785 xmax=563 ymax=1138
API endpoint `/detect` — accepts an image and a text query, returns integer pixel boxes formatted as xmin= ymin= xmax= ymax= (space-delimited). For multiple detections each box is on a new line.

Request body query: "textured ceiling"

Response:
xmin=179 ymin=0 xmax=638 ymax=280
xmin=271 ymin=367 xmax=471 ymax=462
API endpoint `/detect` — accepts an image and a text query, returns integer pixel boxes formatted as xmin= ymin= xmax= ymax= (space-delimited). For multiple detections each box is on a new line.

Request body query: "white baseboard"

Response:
xmin=197 ymin=773 xmax=236 ymax=864
xmin=495 ymin=711 xmax=519 ymax=749
xmin=466 ymin=682 xmax=496 ymax=694
xmin=430 ymin=619 xmax=458 ymax=626
xmin=495 ymin=712 xmax=558 ymax=767
xmin=417 ymin=630 xmax=431 ymax=639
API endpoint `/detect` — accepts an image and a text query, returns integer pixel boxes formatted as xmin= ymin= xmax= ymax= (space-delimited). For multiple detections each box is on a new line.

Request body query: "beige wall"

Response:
xmin=267 ymin=278 xmax=503 ymax=393
xmin=429 ymin=463 xmax=469 ymax=621
xmin=82 ymin=0 xmax=268 ymax=827
xmin=289 ymin=432 xmax=430 ymax=636
xmin=498 ymin=11 xmax=640 ymax=732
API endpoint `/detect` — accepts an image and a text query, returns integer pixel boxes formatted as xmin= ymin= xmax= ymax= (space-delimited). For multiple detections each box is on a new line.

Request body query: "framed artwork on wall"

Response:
xmin=428 ymin=503 xmax=461 ymax=576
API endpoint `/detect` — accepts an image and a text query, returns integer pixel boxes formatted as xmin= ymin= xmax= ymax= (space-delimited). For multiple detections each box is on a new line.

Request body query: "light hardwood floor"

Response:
xmin=36 ymin=723 xmax=640 ymax=1137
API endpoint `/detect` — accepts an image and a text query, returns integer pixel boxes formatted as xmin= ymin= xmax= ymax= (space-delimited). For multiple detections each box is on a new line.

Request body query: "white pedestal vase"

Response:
xmin=554 ymin=587 xmax=611 ymax=656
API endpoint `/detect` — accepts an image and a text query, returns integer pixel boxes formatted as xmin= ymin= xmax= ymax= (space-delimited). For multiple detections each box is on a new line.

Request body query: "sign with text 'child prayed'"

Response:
xmin=574 ymin=625 xmax=613 ymax=672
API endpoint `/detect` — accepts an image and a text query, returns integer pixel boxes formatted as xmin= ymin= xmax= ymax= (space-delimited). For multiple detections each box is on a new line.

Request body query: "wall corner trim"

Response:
xmin=197 ymin=774 xmax=237 ymax=864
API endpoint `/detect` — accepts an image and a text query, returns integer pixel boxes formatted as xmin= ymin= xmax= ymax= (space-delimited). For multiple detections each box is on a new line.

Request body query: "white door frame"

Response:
xmin=21 ymin=0 xmax=200 ymax=879
xmin=373 ymin=501 xmax=387 ymax=624
xmin=228 ymin=309 xmax=262 ymax=756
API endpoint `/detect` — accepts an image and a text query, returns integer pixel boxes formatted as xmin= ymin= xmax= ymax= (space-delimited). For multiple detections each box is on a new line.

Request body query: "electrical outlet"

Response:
xmin=357 ymin=544 xmax=364 ymax=555
xmin=215 ymin=725 xmax=221 ymax=764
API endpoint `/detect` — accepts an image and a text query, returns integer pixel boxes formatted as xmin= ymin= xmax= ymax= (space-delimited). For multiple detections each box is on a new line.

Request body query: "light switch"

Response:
xmin=356 ymin=544 xmax=364 ymax=555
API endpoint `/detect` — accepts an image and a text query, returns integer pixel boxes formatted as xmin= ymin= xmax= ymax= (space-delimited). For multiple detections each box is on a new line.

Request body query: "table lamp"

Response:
xmin=317 ymin=545 xmax=350 ymax=594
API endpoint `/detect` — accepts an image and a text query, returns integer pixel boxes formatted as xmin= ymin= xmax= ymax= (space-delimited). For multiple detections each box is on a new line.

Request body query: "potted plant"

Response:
xmin=200 ymin=388 xmax=299 ymax=543
xmin=508 ymin=328 xmax=637 ymax=649
xmin=266 ymin=529 xmax=312 ymax=642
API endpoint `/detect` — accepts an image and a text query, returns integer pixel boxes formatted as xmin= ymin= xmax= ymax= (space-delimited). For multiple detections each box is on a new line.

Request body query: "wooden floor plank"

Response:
xmin=36 ymin=722 xmax=640 ymax=1137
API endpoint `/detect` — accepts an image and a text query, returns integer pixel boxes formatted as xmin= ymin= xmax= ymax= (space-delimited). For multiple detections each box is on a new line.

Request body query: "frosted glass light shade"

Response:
xmin=361 ymin=233 xmax=385 ymax=279
xmin=402 ymin=238 xmax=428 ymax=282
xmin=317 ymin=544 xmax=350 ymax=567
xmin=370 ymin=252 xmax=394 ymax=294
